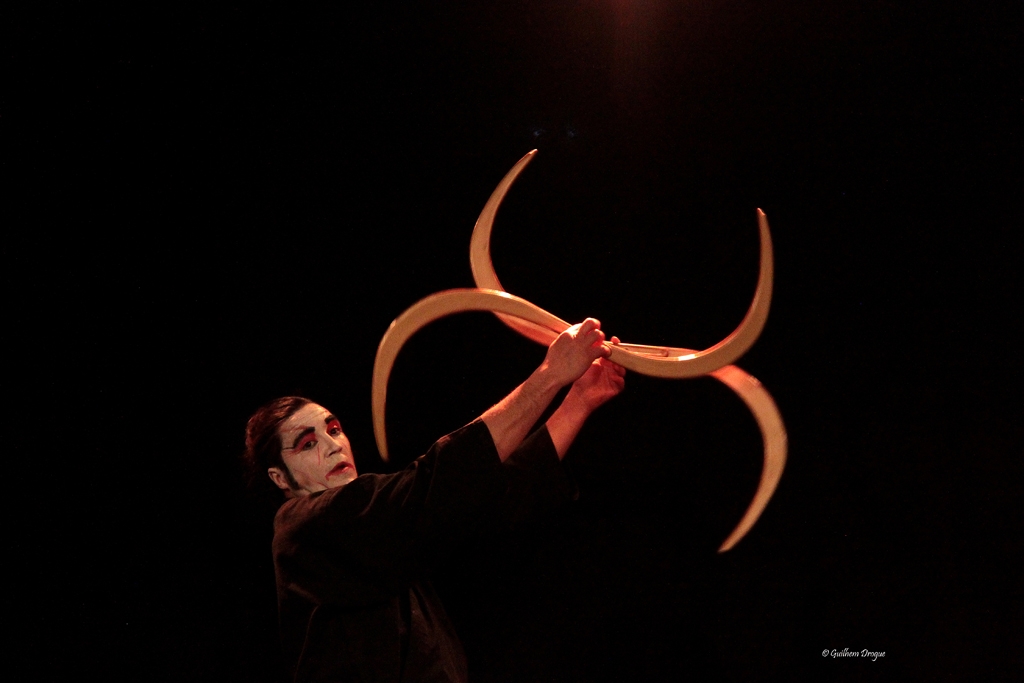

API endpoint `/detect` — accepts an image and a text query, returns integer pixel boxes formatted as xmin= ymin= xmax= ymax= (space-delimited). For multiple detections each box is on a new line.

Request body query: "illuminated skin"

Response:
xmin=545 ymin=338 xmax=626 ymax=457
xmin=268 ymin=404 xmax=358 ymax=498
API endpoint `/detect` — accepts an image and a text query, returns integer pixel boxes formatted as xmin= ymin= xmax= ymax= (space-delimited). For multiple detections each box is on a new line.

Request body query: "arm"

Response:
xmin=546 ymin=337 xmax=627 ymax=458
xmin=482 ymin=318 xmax=609 ymax=461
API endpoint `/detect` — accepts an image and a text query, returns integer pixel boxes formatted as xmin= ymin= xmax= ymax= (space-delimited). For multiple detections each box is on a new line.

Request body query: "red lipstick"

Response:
xmin=327 ymin=462 xmax=351 ymax=478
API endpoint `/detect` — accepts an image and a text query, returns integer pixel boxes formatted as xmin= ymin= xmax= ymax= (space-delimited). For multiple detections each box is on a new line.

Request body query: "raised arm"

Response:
xmin=546 ymin=337 xmax=626 ymax=458
xmin=482 ymin=318 xmax=608 ymax=461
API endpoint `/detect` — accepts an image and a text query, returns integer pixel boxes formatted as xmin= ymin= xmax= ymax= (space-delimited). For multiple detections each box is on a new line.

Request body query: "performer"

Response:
xmin=243 ymin=319 xmax=626 ymax=682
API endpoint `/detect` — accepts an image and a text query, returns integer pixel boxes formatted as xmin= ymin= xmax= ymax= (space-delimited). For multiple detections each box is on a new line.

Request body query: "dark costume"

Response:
xmin=273 ymin=419 xmax=572 ymax=682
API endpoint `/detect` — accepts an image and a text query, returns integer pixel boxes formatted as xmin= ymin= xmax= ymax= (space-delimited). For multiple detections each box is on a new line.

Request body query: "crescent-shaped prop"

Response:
xmin=371 ymin=150 xmax=787 ymax=552
xmin=372 ymin=289 xmax=570 ymax=464
xmin=471 ymin=150 xmax=777 ymax=378
xmin=709 ymin=365 xmax=788 ymax=552
xmin=468 ymin=149 xmax=787 ymax=552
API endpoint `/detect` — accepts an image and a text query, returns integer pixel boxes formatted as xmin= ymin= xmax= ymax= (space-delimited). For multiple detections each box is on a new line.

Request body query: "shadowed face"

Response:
xmin=268 ymin=403 xmax=358 ymax=497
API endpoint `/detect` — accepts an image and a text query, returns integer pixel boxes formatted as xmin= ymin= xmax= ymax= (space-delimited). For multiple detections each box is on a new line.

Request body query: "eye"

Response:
xmin=327 ymin=419 xmax=343 ymax=437
xmin=296 ymin=433 xmax=317 ymax=451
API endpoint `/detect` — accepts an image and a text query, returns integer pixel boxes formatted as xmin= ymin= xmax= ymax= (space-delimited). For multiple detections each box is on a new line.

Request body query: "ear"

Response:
xmin=267 ymin=467 xmax=293 ymax=492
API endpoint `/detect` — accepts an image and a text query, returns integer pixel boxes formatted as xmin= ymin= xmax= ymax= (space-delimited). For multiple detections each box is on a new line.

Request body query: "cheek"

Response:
xmin=292 ymin=455 xmax=325 ymax=483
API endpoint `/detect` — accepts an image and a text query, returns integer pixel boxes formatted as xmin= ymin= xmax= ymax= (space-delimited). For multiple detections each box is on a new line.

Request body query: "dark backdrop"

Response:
xmin=9 ymin=1 xmax=1022 ymax=680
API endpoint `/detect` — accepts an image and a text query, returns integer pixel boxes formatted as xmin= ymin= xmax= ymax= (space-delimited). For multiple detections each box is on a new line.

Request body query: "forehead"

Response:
xmin=278 ymin=403 xmax=337 ymax=439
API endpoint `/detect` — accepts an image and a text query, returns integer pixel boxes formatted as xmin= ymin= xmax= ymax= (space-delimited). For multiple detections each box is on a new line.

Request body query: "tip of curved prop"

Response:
xmin=713 ymin=364 xmax=788 ymax=552
xmin=608 ymin=207 xmax=775 ymax=378
xmin=470 ymin=150 xmax=539 ymax=291
xmin=372 ymin=319 xmax=398 ymax=462
xmin=471 ymin=149 xmax=558 ymax=344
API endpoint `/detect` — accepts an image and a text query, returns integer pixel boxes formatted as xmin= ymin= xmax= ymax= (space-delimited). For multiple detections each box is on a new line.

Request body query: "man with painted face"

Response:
xmin=244 ymin=319 xmax=625 ymax=682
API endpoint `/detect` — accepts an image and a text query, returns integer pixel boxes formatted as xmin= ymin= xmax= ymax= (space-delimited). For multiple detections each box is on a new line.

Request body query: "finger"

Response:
xmin=610 ymin=336 xmax=620 ymax=345
xmin=578 ymin=318 xmax=600 ymax=336
xmin=581 ymin=328 xmax=605 ymax=350
xmin=597 ymin=356 xmax=625 ymax=373
xmin=610 ymin=361 xmax=626 ymax=376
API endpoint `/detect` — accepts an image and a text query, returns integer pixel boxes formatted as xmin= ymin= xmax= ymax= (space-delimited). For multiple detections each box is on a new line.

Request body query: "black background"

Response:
xmin=9 ymin=1 xmax=1022 ymax=680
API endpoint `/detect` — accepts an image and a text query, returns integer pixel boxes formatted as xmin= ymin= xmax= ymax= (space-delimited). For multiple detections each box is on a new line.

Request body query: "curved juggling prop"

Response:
xmin=372 ymin=288 xmax=571 ymax=464
xmin=372 ymin=150 xmax=787 ymax=551
xmin=707 ymin=365 xmax=788 ymax=552
xmin=470 ymin=151 xmax=777 ymax=378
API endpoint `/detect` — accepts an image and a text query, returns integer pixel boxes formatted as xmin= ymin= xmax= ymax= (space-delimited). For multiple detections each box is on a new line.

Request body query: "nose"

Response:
xmin=324 ymin=432 xmax=346 ymax=457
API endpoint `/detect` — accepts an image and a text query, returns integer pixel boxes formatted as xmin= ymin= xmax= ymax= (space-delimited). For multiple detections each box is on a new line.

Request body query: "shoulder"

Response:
xmin=274 ymin=473 xmax=391 ymax=531
xmin=424 ymin=418 xmax=497 ymax=460
xmin=273 ymin=420 xmax=501 ymax=535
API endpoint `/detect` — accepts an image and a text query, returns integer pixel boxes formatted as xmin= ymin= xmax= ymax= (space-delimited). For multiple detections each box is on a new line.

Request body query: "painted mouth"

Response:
xmin=327 ymin=462 xmax=352 ymax=478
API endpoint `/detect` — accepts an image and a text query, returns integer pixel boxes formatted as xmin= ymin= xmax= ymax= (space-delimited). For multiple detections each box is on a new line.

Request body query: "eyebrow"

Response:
xmin=286 ymin=415 xmax=341 ymax=451
xmin=288 ymin=427 xmax=315 ymax=450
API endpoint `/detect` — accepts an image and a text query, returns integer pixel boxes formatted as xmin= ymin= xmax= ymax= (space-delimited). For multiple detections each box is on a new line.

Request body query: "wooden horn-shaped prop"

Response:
xmin=470 ymin=151 xmax=778 ymax=379
xmin=469 ymin=150 xmax=788 ymax=552
xmin=371 ymin=150 xmax=787 ymax=551
xmin=372 ymin=289 xmax=570 ymax=463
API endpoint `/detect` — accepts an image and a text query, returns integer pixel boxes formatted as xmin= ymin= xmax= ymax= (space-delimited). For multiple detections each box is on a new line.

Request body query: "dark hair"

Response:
xmin=243 ymin=396 xmax=312 ymax=496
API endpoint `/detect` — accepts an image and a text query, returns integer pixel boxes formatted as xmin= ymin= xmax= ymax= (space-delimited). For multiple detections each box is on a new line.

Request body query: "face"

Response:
xmin=268 ymin=403 xmax=358 ymax=497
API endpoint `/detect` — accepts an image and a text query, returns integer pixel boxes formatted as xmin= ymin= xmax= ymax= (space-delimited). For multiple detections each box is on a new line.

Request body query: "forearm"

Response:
xmin=483 ymin=318 xmax=609 ymax=462
xmin=546 ymin=351 xmax=626 ymax=458
xmin=481 ymin=363 xmax=564 ymax=462
xmin=544 ymin=395 xmax=591 ymax=460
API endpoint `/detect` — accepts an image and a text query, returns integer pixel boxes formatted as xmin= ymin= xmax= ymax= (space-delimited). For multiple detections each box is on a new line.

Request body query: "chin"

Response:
xmin=329 ymin=472 xmax=357 ymax=488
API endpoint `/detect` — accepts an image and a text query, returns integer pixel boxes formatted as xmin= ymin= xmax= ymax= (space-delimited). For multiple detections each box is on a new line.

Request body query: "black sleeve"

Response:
xmin=273 ymin=419 xmax=506 ymax=605
xmin=500 ymin=425 xmax=579 ymax=531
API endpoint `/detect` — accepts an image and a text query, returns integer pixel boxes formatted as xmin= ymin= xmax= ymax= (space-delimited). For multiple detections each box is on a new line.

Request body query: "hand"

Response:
xmin=564 ymin=336 xmax=626 ymax=413
xmin=542 ymin=318 xmax=609 ymax=388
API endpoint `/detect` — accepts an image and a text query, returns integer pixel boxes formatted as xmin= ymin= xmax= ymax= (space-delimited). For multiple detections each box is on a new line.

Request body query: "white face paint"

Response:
xmin=270 ymin=403 xmax=358 ymax=497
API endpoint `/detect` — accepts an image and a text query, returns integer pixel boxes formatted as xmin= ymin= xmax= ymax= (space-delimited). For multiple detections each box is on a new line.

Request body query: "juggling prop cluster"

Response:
xmin=372 ymin=151 xmax=787 ymax=552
